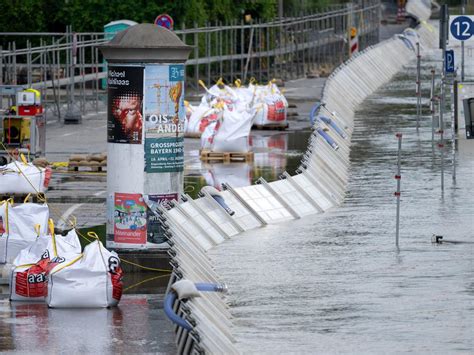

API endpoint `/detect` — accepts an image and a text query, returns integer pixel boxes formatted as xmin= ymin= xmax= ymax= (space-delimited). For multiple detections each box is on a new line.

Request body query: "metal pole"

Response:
xmin=0 ymin=46 xmax=3 ymax=87
xmin=439 ymin=81 xmax=445 ymax=192
xmin=206 ymin=24 xmax=210 ymax=86
xmin=266 ymin=23 xmax=271 ymax=81
xmin=395 ymin=133 xmax=402 ymax=248
xmin=241 ymin=20 xmax=244 ymax=80
xmin=219 ymin=22 xmax=223 ymax=80
xmin=94 ymin=39 xmax=99 ymax=113
xmin=243 ymin=26 xmax=254 ymax=82
xmin=258 ymin=19 xmax=262 ymax=83
xmin=13 ymin=42 xmax=18 ymax=85
xmin=230 ymin=20 xmax=234 ymax=82
xmin=194 ymin=22 xmax=199 ymax=90
xmin=440 ymin=10 xmax=446 ymax=192
xmin=451 ymin=83 xmax=456 ymax=181
xmin=80 ymin=36 xmax=85 ymax=114
xmin=27 ymin=40 xmax=32 ymax=86
xmin=416 ymin=42 xmax=421 ymax=130
xmin=430 ymin=69 xmax=436 ymax=145
xmin=461 ymin=0 xmax=466 ymax=81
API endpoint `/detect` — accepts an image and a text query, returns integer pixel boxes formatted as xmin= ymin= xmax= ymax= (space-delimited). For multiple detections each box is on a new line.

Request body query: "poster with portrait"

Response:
xmin=144 ymin=64 xmax=185 ymax=172
xmin=113 ymin=192 xmax=147 ymax=244
xmin=108 ymin=65 xmax=144 ymax=144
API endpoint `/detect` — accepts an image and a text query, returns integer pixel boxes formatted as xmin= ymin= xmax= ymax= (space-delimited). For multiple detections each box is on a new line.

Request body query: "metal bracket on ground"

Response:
xmin=183 ymin=193 xmax=230 ymax=239
xmin=281 ymin=171 xmax=324 ymax=212
xmin=256 ymin=177 xmax=300 ymax=219
xmin=200 ymin=191 xmax=245 ymax=233
xmin=221 ymin=182 xmax=268 ymax=226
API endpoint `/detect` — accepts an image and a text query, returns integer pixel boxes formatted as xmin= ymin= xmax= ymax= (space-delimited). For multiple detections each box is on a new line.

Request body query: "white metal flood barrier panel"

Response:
xmin=162 ymin=6 xmax=439 ymax=354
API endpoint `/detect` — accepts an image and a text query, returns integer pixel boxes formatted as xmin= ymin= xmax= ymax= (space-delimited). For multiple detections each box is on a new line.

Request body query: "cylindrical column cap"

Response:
xmin=100 ymin=23 xmax=192 ymax=63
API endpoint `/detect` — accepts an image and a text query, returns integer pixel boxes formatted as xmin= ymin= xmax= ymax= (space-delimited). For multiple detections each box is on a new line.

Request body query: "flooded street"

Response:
xmin=209 ymin=57 xmax=474 ymax=352
xmin=0 ymin=295 xmax=176 ymax=354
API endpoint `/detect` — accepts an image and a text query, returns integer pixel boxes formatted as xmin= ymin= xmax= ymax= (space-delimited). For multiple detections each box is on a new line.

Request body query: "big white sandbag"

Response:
xmin=185 ymin=105 xmax=221 ymax=137
xmin=201 ymin=120 xmax=220 ymax=151
xmin=252 ymin=83 xmax=288 ymax=126
xmin=201 ymin=83 xmax=240 ymax=109
xmin=0 ymin=201 xmax=49 ymax=264
xmin=47 ymin=240 xmax=124 ymax=308
xmin=212 ymin=107 xmax=254 ymax=153
xmin=9 ymin=229 xmax=82 ymax=302
xmin=0 ymin=162 xmax=51 ymax=194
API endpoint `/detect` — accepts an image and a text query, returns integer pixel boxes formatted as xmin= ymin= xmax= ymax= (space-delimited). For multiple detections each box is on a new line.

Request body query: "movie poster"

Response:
xmin=113 ymin=192 xmax=147 ymax=244
xmin=143 ymin=64 xmax=185 ymax=172
xmin=144 ymin=193 xmax=178 ymax=245
xmin=108 ymin=65 xmax=144 ymax=144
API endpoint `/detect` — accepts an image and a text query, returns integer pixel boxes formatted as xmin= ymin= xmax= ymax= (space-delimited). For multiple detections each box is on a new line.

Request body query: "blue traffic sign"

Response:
xmin=450 ymin=16 xmax=473 ymax=41
xmin=445 ymin=50 xmax=455 ymax=73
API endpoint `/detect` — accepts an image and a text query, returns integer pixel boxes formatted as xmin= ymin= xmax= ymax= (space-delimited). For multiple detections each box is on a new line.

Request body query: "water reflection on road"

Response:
xmin=0 ymin=296 xmax=175 ymax=354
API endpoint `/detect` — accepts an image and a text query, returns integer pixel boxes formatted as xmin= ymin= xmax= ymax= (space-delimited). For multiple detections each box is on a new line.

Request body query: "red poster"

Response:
xmin=114 ymin=193 xmax=147 ymax=244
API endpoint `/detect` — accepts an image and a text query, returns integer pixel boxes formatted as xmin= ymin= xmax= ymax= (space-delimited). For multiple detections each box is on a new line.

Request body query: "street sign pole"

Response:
xmin=440 ymin=5 xmax=449 ymax=193
xmin=461 ymin=0 xmax=466 ymax=81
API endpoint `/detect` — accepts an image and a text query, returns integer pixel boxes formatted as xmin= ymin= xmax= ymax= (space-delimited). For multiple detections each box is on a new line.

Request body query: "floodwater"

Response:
xmin=184 ymin=129 xmax=312 ymax=199
xmin=0 ymin=295 xmax=176 ymax=354
xmin=209 ymin=57 xmax=474 ymax=352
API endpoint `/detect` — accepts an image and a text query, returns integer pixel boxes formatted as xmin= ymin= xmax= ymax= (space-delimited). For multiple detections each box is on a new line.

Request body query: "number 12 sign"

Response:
xmin=449 ymin=16 xmax=473 ymax=42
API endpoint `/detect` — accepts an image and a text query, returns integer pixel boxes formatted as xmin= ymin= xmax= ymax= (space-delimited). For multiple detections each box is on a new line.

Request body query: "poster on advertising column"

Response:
xmin=107 ymin=65 xmax=144 ymax=144
xmin=144 ymin=64 xmax=185 ymax=172
xmin=144 ymin=193 xmax=178 ymax=245
xmin=114 ymin=192 xmax=147 ymax=244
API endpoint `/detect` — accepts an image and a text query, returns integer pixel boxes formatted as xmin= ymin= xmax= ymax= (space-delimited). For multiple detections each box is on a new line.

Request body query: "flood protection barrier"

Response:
xmin=161 ymin=3 xmax=438 ymax=353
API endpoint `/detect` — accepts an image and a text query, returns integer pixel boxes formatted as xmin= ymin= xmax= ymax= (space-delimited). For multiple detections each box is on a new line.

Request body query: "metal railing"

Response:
xmin=0 ymin=1 xmax=381 ymax=121
xmin=176 ymin=1 xmax=381 ymax=88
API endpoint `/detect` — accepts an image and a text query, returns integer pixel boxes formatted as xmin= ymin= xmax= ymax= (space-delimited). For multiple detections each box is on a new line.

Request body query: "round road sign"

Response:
xmin=154 ymin=14 xmax=174 ymax=30
xmin=450 ymin=16 xmax=473 ymax=41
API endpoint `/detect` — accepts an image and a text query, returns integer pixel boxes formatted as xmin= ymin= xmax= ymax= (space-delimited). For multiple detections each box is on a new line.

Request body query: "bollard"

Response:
xmin=415 ymin=42 xmax=421 ymax=131
xmin=395 ymin=133 xmax=402 ymax=248
xmin=100 ymin=24 xmax=191 ymax=249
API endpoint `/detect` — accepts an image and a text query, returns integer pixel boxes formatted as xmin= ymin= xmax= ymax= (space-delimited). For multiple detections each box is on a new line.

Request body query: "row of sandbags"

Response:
xmin=184 ymin=80 xmax=288 ymax=153
xmin=69 ymin=153 xmax=107 ymax=167
xmin=0 ymin=200 xmax=123 ymax=308
xmin=0 ymin=160 xmax=51 ymax=194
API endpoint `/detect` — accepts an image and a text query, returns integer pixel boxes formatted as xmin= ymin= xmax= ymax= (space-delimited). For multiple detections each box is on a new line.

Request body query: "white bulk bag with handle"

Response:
xmin=9 ymin=228 xmax=82 ymax=302
xmin=252 ymin=83 xmax=288 ymax=126
xmin=185 ymin=105 xmax=221 ymax=137
xmin=47 ymin=239 xmax=124 ymax=308
xmin=0 ymin=200 xmax=50 ymax=264
xmin=211 ymin=106 xmax=254 ymax=153
xmin=0 ymin=162 xmax=51 ymax=194
xmin=200 ymin=120 xmax=219 ymax=151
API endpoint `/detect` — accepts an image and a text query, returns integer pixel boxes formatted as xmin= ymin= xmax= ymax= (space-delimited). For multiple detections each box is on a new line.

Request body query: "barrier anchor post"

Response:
xmin=430 ymin=69 xmax=435 ymax=145
xmin=439 ymin=74 xmax=445 ymax=192
xmin=395 ymin=133 xmax=402 ymax=248
xmin=416 ymin=42 xmax=421 ymax=131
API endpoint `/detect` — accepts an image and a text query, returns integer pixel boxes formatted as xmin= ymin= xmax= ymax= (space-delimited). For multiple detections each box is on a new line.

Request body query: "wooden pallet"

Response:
xmin=200 ymin=150 xmax=254 ymax=163
xmin=252 ymin=123 xmax=289 ymax=131
xmin=68 ymin=162 xmax=106 ymax=172
xmin=184 ymin=132 xmax=202 ymax=138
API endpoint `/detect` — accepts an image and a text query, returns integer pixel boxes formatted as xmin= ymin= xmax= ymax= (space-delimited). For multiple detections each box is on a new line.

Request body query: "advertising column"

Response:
xmin=100 ymin=23 xmax=191 ymax=251
xmin=106 ymin=64 xmax=185 ymax=249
